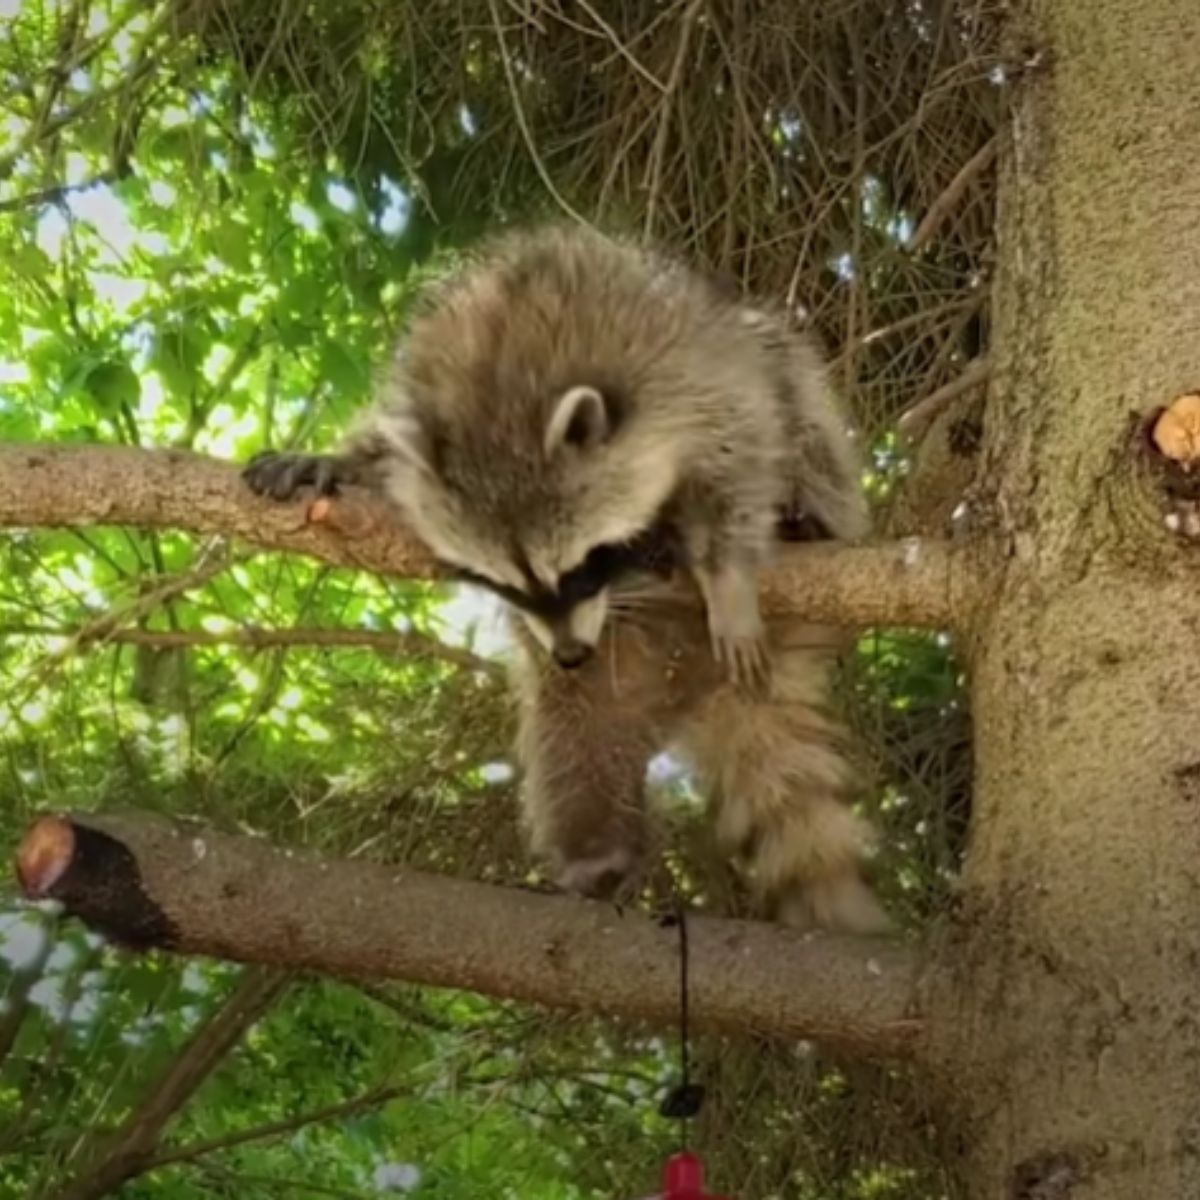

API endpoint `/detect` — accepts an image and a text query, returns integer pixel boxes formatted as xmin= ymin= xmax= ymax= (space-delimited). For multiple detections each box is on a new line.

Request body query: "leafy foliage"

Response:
xmin=0 ymin=0 xmax=984 ymax=1196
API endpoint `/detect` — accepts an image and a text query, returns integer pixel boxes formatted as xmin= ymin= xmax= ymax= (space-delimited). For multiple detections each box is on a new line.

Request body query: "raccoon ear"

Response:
xmin=544 ymin=385 xmax=612 ymax=456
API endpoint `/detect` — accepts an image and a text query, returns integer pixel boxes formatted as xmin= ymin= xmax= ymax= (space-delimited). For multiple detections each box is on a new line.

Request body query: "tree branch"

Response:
xmin=908 ymin=135 xmax=999 ymax=253
xmin=3 ymin=624 xmax=502 ymax=677
xmin=47 ymin=965 xmax=289 ymax=1200
xmin=0 ymin=171 xmax=119 ymax=214
xmin=15 ymin=813 xmax=923 ymax=1060
xmin=144 ymin=1082 xmax=409 ymax=1172
xmin=0 ymin=443 xmax=973 ymax=630
xmin=897 ymin=357 xmax=990 ymax=441
xmin=0 ymin=442 xmax=438 ymax=578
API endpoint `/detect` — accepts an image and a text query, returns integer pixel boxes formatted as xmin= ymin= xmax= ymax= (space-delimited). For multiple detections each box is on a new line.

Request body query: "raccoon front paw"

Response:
xmin=694 ymin=564 xmax=772 ymax=697
xmin=242 ymin=451 xmax=345 ymax=502
xmin=711 ymin=627 xmax=772 ymax=699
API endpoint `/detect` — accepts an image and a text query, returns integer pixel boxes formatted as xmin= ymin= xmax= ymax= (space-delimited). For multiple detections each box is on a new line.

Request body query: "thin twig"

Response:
xmin=145 ymin=1083 xmax=410 ymax=1171
xmin=566 ymin=0 xmax=667 ymax=92
xmin=0 ymin=171 xmax=118 ymax=214
xmin=46 ymin=968 xmax=290 ymax=1200
xmin=486 ymin=0 xmax=591 ymax=227
xmin=897 ymin=357 xmax=991 ymax=440
xmin=643 ymin=0 xmax=702 ymax=236
xmin=2 ymin=623 xmax=501 ymax=677
xmin=848 ymin=292 xmax=987 ymax=356
xmin=908 ymin=135 xmax=999 ymax=252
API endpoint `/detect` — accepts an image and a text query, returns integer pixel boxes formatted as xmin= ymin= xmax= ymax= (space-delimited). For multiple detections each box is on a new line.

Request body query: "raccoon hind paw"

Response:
xmin=555 ymin=846 xmax=641 ymax=905
xmin=242 ymin=451 xmax=345 ymax=502
xmin=776 ymin=874 xmax=894 ymax=936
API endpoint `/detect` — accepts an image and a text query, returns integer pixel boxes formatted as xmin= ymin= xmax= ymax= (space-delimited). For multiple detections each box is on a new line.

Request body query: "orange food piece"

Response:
xmin=1152 ymin=393 xmax=1200 ymax=465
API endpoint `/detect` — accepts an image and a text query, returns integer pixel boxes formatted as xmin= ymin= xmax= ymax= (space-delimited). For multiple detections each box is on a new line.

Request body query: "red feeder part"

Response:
xmin=661 ymin=1151 xmax=731 ymax=1200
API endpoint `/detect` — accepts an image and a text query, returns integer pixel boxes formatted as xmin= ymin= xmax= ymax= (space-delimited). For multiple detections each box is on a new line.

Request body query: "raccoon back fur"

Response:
xmin=243 ymin=223 xmax=890 ymax=934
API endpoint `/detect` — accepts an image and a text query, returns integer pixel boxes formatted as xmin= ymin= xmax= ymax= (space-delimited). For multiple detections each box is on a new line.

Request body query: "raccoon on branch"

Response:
xmin=243 ymin=224 xmax=889 ymax=934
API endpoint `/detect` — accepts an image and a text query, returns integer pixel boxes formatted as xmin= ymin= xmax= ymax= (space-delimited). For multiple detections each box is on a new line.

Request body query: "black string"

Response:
xmin=658 ymin=902 xmax=704 ymax=1139
xmin=679 ymin=903 xmax=690 ymax=1094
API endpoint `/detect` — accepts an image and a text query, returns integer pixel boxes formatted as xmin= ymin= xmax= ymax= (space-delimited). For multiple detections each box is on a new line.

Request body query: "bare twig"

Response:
xmin=12 ymin=542 xmax=245 ymax=695
xmin=145 ymin=1082 xmax=409 ymax=1172
xmin=0 ymin=171 xmax=119 ymax=214
xmin=486 ymin=0 xmax=591 ymax=227
xmin=897 ymin=357 xmax=991 ymax=440
xmin=2 ymin=623 xmax=501 ymax=677
xmin=854 ymin=293 xmax=987 ymax=354
xmin=642 ymin=0 xmax=701 ymax=235
xmin=561 ymin=0 xmax=667 ymax=91
xmin=908 ymin=136 xmax=999 ymax=252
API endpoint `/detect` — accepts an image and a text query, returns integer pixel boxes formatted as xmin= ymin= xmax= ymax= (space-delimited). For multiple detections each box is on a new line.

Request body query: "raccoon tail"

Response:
xmin=676 ymin=628 xmax=892 ymax=935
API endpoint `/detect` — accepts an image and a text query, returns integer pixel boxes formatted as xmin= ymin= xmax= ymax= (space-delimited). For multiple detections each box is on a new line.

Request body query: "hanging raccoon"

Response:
xmin=243 ymin=224 xmax=890 ymax=933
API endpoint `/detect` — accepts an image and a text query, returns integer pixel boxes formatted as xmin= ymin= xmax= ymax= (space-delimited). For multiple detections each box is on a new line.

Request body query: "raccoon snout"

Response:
xmin=552 ymin=639 xmax=593 ymax=669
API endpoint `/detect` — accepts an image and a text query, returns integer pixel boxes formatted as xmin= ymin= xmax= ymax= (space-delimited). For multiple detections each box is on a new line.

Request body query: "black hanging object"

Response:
xmin=642 ymin=904 xmax=733 ymax=1198
xmin=660 ymin=1082 xmax=705 ymax=1120
xmin=657 ymin=903 xmax=704 ymax=1127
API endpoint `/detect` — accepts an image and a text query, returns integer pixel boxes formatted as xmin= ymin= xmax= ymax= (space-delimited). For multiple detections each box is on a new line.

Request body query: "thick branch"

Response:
xmin=16 ymin=813 xmax=923 ymax=1060
xmin=0 ymin=442 xmax=972 ymax=630
xmin=0 ymin=442 xmax=438 ymax=578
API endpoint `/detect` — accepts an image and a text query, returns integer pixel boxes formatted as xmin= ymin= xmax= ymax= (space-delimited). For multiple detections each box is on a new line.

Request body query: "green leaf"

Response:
xmin=84 ymin=361 xmax=140 ymax=414
xmin=150 ymin=324 xmax=210 ymax=396
xmin=318 ymin=340 xmax=368 ymax=396
xmin=210 ymin=221 xmax=255 ymax=272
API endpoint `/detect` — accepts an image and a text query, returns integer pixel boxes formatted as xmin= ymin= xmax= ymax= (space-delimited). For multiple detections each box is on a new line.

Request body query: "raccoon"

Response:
xmin=243 ymin=224 xmax=889 ymax=933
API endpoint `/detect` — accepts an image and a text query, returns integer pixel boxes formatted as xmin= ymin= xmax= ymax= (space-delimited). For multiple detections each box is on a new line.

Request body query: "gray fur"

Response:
xmin=242 ymin=223 xmax=888 ymax=932
xmin=346 ymin=224 xmax=866 ymax=686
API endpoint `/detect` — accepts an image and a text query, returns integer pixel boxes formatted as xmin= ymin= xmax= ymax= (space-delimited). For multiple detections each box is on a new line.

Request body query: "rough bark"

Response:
xmin=0 ymin=442 xmax=973 ymax=631
xmin=15 ymin=813 xmax=922 ymax=1060
xmin=924 ymin=0 xmax=1200 ymax=1194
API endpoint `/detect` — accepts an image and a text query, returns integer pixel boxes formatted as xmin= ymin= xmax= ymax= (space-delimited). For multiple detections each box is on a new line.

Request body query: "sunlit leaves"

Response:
xmin=82 ymin=357 xmax=139 ymax=413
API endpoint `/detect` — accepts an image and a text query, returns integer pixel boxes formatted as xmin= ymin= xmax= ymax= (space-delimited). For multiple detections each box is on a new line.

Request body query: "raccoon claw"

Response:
xmin=713 ymin=631 xmax=772 ymax=699
xmin=242 ymin=452 xmax=343 ymax=502
xmin=694 ymin=565 xmax=771 ymax=697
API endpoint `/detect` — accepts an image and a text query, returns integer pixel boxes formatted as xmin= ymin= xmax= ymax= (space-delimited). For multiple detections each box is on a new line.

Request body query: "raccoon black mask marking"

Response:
xmin=445 ymin=525 xmax=679 ymax=667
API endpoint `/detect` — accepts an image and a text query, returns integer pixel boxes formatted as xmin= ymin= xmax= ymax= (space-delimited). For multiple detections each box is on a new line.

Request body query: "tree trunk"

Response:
xmin=930 ymin=0 xmax=1200 ymax=1193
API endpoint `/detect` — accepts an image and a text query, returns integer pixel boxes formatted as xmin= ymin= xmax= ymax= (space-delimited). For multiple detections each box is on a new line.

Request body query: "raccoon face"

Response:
xmin=452 ymin=535 xmax=662 ymax=668
xmin=373 ymin=384 xmax=681 ymax=669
